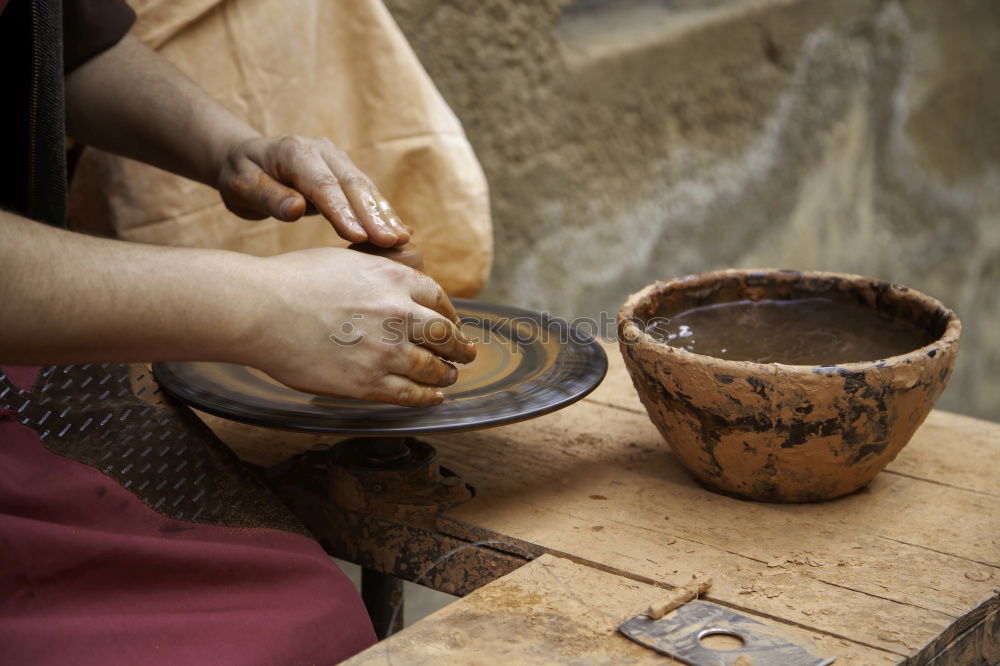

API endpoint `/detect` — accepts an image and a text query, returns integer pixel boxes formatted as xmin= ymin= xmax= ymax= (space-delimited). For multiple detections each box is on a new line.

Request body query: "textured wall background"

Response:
xmin=384 ymin=0 xmax=1000 ymax=421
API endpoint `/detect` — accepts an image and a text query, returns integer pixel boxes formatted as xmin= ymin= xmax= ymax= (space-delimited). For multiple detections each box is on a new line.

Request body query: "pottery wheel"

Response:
xmin=153 ymin=300 xmax=608 ymax=435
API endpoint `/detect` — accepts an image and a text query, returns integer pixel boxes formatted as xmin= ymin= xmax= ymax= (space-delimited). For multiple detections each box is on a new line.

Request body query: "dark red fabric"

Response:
xmin=0 ymin=367 xmax=376 ymax=665
xmin=1 ymin=365 xmax=39 ymax=391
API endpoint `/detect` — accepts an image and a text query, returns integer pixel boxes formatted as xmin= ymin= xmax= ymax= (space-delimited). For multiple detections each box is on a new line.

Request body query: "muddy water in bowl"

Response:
xmin=618 ymin=270 xmax=961 ymax=502
xmin=646 ymin=297 xmax=936 ymax=365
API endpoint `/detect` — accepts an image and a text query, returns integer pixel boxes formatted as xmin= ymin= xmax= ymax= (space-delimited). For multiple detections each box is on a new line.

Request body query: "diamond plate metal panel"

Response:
xmin=0 ymin=363 xmax=305 ymax=534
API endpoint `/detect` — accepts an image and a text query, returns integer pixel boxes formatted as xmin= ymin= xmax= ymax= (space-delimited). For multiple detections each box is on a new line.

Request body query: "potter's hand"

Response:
xmin=244 ymin=247 xmax=476 ymax=407
xmin=217 ymin=135 xmax=411 ymax=248
xmin=65 ymin=36 xmax=410 ymax=247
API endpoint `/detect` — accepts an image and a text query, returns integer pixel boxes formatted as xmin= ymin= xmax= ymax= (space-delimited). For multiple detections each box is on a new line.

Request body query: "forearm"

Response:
xmin=0 ymin=212 xmax=260 ymax=365
xmin=64 ymin=33 xmax=410 ymax=246
xmin=64 ymin=34 xmax=258 ymax=187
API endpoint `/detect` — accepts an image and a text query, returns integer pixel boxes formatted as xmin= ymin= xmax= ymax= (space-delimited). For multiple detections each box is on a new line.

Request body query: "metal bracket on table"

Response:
xmin=262 ymin=436 xmax=538 ymax=639
xmin=618 ymin=600 xmax=835 ymax=666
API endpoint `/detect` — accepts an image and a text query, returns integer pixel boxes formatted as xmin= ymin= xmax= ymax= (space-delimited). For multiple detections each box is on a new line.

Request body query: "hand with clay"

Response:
xmin=0 ymin=33 xmax=470 ymax=408
xmin=217 ymin=135 xmax=411 ymax=247
xmin=66 ymin=35 xmax=411 ymax=248
xmin=0 ymin=217 xmax=474 ymax=408
xmin=247 ymin=248 xmax=474 ymax=406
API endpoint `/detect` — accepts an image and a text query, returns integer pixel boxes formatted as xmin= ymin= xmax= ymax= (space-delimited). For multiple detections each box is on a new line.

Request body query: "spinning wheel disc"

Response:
xmin=153 ymin=300 xmax=607 ymax=435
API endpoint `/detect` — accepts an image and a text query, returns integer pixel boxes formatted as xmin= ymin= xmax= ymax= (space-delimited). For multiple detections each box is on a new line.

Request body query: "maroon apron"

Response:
xmin=0 ymin=364 xmax=375 ymax=664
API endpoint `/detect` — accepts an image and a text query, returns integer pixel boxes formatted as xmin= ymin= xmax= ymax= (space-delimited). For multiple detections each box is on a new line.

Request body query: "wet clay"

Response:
xmin=646 ymin=298 xmax=935 ymax=364
xmin=349 ymin=241 xmax=425 ymax=270
xmin=618 ymin=269 xmax=961 ymax=502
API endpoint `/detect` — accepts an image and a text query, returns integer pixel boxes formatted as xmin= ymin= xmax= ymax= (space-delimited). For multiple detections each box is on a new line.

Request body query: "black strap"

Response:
xmin=26 ymin=0 xmax=67 ymax=227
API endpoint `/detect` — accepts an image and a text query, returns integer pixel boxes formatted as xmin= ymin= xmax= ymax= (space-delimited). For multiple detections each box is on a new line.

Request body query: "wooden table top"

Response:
xmin=210 ymin=341 xmax=1000 ymax=665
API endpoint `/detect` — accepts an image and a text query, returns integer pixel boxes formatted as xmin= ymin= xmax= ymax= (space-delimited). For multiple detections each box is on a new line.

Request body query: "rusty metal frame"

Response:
xmin=262 ymin=441 xmax=539 ymax=598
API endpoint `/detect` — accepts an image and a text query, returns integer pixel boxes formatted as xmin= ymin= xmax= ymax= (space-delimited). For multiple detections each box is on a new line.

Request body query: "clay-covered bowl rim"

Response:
xmin=617 ymin=268 xmax=961 ymax=372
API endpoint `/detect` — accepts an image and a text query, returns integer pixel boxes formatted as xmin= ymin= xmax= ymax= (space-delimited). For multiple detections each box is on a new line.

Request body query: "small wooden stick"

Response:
xmin=646 ymin=576 xmax=713 ymax=620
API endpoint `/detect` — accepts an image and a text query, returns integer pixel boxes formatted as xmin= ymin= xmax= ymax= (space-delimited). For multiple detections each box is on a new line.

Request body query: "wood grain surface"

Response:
xmin=213 ymin=341 xmax=1000 ymax=664
xmin=345 ymin=554 xmax=893 ymax=665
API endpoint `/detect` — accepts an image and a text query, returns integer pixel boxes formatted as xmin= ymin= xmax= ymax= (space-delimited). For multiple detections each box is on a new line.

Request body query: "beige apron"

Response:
xmin=69 ymin=0 xmax=492 ymax=297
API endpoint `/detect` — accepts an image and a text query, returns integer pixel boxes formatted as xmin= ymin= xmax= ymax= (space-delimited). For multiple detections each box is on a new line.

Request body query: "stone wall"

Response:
xmin=384 ymin=0 xmax=1000 ymax=421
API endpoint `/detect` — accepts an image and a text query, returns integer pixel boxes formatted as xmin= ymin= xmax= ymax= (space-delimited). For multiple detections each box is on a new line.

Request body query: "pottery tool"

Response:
xmin=646 ymin=576 xmax=713 ymax=620
xmin=153 ymin=299 xmax=607 ymax=435
xmin=154 ymin=300 xmax=607 ymax=639
xmin=619 ymin=599 xmax=835 ymax=666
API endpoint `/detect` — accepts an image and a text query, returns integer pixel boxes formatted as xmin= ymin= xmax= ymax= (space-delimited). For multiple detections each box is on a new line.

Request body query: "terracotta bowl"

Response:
xmin=618 ymin=269 xmax=961 ymax=502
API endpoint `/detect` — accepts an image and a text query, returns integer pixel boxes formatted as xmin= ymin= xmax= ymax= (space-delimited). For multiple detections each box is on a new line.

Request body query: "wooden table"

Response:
xmin=211 ymin=342 xmax=1000 ymax=665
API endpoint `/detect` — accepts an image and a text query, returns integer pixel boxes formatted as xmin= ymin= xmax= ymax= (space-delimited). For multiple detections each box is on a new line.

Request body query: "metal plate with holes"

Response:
xmin=618 ymin=600 xmax=835 ymax=666
xmin=153 ymin=300 xmax=607 ymax=435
